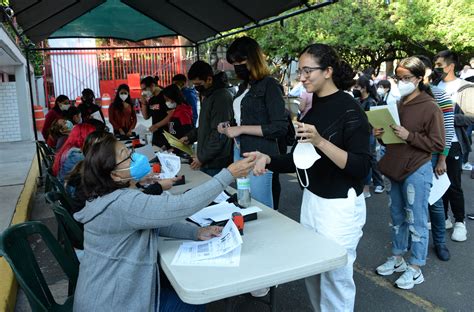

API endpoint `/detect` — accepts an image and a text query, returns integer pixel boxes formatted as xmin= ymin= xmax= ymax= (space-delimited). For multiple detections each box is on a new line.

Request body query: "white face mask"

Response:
xmin=398 ymin=81 xmax=416 ymax=97
xmin=166 ymin=101 xmax=177 ymax=109
xmin=293 ymin=142 xmax=321 ymax=188
xmin=119 ymin=93 xmax=128 ymax=101
xmin=60 ymin=103 xmax=70 ymax=111
xmin=377 ymin=88 xmax=386 ymax=98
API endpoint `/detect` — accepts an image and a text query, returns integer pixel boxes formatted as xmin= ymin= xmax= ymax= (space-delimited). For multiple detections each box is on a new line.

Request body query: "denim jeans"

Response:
xmin=159 ymin=286 xmax=205 ymax=312
xmin=389 ymin=161 xmax=432 ymax=266
xmin=234 ymin=144 xmax=274 ymax=208
xmin=364 ymin=134 xmax=384 ymax=187
xmin=428 ymin=155 xmax=446 ymax=246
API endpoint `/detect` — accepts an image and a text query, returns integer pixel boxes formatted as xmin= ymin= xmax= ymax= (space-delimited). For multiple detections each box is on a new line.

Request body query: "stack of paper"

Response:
xmin=188 ymin=201 xmax=262 ymax=227
xmin=171 ymin=220 xmax=243 ymax=267
xmin=366 ymin=106 xmax=405 ymax=144
xmin=163 ymin=131 xmax=194 ymax=155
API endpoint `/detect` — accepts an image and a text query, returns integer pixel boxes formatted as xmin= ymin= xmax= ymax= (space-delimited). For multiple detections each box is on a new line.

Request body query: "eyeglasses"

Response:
xmin=115 ymin=150 xmax=134 ymax=168
xmin=296 ymin=66 xmax=325 ymax=78
xmin=394 ymin=75 xmax=415 ymax=83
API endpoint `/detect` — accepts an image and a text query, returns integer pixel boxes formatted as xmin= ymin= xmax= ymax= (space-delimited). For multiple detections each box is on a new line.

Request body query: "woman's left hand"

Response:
xmin=197 ymin=226 xmax=223 ymax=240
xmin=294 ymin=121 xmax=324 ymax=147
xmin=390 ymin=124 xmax=410 ymax=140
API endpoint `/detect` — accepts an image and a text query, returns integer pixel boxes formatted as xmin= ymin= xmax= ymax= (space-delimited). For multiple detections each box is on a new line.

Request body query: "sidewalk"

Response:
xmin=0 ymin=140 xmax=38 ymax=312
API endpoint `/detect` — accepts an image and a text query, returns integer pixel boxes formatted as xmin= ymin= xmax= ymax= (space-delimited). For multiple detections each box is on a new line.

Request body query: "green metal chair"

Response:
xmin=0 ymin=221 xmax=78 ymax=311
xmin=45 ymin=191 xmax=84 ymax=251
xmin=36 ymin=140 xmax=55 ymax=169
xmin=45 ymin=169 xmax=75 ymax=212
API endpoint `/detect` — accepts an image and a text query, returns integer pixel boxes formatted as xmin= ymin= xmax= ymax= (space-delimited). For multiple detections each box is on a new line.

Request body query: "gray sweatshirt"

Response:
xmin=73 ymin=169 xmax=234 ymax=311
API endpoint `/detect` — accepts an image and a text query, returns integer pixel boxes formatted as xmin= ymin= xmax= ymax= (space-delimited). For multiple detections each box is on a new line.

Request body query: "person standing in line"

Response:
xmin=375 ymin=57 xmax=445 ymax=289
xmin=433 ymin=50 xmax=471 ymax=241
xmin=180 ymin=61 xmax=234 ymax=177
xmin=248 ymin=43 xmax=370 ymax=311
xmin=219 ymin=36 xmax=288 ymax=209
xmin=417 ymin=55 xmax=455 ymax=261
xmin=353 ymin=75 xmax=384 ymax=197
xmin=172 ymin=74 xmax=199 ymax=127
xmin=109 ymin=84 xmax=137 ymax=137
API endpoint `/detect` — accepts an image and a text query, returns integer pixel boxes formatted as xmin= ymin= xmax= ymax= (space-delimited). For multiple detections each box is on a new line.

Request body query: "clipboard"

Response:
xmin=366 ymin=108 xmax=406 ymax=144
xmin=163 ymin=131 xmax=194 ymax=155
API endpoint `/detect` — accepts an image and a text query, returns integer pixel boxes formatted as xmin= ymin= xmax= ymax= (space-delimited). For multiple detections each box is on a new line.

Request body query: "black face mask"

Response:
xmin=234 ymin=64 xmax=250 ymax=81
xmin=431 ymin=67 xmax=447 ymax=85
xmin=194 ymin=85 xmax=206 ymax=93
xmin=352 ymin=89 xmax=362 ymax=98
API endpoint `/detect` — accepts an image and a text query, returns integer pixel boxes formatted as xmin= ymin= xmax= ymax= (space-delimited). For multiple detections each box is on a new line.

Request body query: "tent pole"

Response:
xmin=26 ymin=47 xmax=43 ymax=180
xmin=195 ymin=44 xmax=200 ymax=61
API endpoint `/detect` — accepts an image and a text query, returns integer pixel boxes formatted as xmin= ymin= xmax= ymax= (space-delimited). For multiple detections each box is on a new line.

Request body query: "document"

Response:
xmin=213 ymin=191 xmax=230 ymax=203
xmin=428 ymin=173 xmax=450 ymax=205
xmin=156 ymin=152 xmax=181 ymax=179
xmin=188 ymin=201 xmax=262 ymax=227
xmin=370 ymin=103 xmax=400 ymax=125
xmin=366 ymin=108 xmax=406 ymax=144
xmin=163 ymin=131 xmax=194 ymax=155
xmin=172 ymin=220 xmax=243 ymax=266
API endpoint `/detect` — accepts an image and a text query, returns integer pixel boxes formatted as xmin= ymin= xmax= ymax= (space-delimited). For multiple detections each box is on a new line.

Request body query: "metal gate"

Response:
xmin=43 ymin=46 xmax=194 ymax=105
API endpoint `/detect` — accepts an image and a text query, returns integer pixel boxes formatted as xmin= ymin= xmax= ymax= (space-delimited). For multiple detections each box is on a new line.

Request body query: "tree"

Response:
xmin=212 ymin=0 xmax=474 ymax=75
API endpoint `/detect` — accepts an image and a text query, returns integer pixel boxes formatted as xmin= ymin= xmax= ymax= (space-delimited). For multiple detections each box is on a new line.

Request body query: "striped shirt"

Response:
xmin=431 ymin=85 xmax=454 ymax=155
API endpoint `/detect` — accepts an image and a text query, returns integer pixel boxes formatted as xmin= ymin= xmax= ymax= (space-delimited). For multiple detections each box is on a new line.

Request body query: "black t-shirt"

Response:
xmin=148 ymin=95 xmax=170 ymax=147
xmin=268 ymin=90 xmax=371 ymax=198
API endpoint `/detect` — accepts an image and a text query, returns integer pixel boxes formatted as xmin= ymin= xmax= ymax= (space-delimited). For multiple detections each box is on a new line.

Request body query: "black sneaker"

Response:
xmin=435 ymin=245 xmax=450 ymax=261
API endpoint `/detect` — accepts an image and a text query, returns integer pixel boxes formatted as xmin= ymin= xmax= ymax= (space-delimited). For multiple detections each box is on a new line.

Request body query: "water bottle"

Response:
xmin=236 ymin=177 xmax=251 ymax=208
xmin=144 ymin=131 xmax=153 ymax=145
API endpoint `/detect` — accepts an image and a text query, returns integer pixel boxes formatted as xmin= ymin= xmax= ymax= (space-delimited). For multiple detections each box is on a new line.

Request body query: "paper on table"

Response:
xmin=172 ymin=246 xmax=241 ymax=267
xmin=428 ymin=173 xmax=450 ymax=205
xmin=156 ymin=152 xmax=181 ymax=179
xmin=188 ymin=201 xmax=262 ymax=226
xmin=163 ymin=131 xmax=194 ymax=155
xmin=370 ymin=103 xmax=400 ymax=125
xmin=366 ymin=108 xmax=406 ymax=144
xmin=213 ymin=191 xmax=230 ymax=203
xmin=171 ymin=220 xmax=243 ymax=266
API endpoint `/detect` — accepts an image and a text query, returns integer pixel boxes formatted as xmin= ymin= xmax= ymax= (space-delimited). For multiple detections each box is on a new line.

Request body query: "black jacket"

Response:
xmin=453 ymin=104 xmax=473 ymax=155
xmin=236 ymin=76 xmax=288 ymax=155
xmin=186 ymin=78 xmax=233 ymax=169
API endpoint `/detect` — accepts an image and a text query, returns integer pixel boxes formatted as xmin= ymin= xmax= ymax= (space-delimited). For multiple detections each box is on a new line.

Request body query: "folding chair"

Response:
xmin=0 ymin=221 xmax=78 ymax=311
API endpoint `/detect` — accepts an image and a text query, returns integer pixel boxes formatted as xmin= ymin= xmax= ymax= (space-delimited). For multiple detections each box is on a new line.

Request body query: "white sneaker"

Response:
xmin=462 ymin=162 xmax=473 ymax=171
xmin=364 ymin=191 xmax=371 ymax=199
xmin=451 ymin=222 xmax=467 ymax=242
xmin=250 ymin=287 xmax=270 ymax=297
xmin=445 ymin=218 xmax=453 ymax=230
xmin=427 ymin=222 xmax=431 ymax=230
xmin=374 ymin=185 xmax=385 ymax=193
xmin=376 ymin=256 xmax=407 ymax=276
xmin=395 ymin=266 xmax=424 ymax=290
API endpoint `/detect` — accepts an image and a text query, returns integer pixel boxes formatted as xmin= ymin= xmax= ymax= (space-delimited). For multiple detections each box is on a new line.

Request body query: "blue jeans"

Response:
xmin=389 ymin=161 xmax=432 ymax=266
xmin=428 ymin=155 xmax=446 ymax=246
xmin=364 ymin=134 xmax=384 ymax=187
xmin=159 ymin=286 xmax=205 ymax=312
xmin=234 ymin=144 xmax=274 ymax=208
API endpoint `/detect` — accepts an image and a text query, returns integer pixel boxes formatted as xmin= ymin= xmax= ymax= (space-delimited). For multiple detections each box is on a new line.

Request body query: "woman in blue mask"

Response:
xmin=73 ymin=135 xmax=255 ymax=312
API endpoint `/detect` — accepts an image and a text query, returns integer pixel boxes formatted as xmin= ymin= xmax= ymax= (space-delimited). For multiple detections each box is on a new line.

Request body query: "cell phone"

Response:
xmin=173 ymin=175 xmax=185 ymax=186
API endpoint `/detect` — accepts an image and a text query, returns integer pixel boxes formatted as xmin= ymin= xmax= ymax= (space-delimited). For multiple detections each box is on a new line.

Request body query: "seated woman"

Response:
xmin=43 ymin=95 xmax=70 ymax=147
xmin=52 ymin=123 xmax=96 ymax=182
xmin=162 ymin=84 xmax=194 ymax=143
xmin=108 ymin=84 xmax=137 ymax=136
xmin=47 ymin=118 xmax=72 ymax=150
xmin=72 ymin=135 xmax=254 ymax=311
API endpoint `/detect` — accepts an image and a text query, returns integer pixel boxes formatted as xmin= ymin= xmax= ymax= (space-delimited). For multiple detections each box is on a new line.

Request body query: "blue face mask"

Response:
xmin=115 ymin=152 xmax=151 ymax=181
xmin=65 ymin=120 xmax=74 ymax=130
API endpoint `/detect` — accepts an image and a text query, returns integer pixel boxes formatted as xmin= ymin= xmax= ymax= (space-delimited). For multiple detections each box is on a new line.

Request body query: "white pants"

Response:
xmin=301 ymin=188 xmax=366 ymax=312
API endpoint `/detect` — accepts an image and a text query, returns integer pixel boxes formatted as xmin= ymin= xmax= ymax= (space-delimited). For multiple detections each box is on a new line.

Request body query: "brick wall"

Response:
xmin=0 ymin=83 xmax=22 ymax=142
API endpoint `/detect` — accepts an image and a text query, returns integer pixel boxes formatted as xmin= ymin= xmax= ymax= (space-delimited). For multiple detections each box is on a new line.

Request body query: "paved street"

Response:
xmin=15 ymin=163 xmax=473 ymax=311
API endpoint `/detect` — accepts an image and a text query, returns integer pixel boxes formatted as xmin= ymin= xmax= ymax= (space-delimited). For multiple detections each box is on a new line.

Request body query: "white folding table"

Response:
xmin=158 ymin=166 xmax=348 ymax=311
